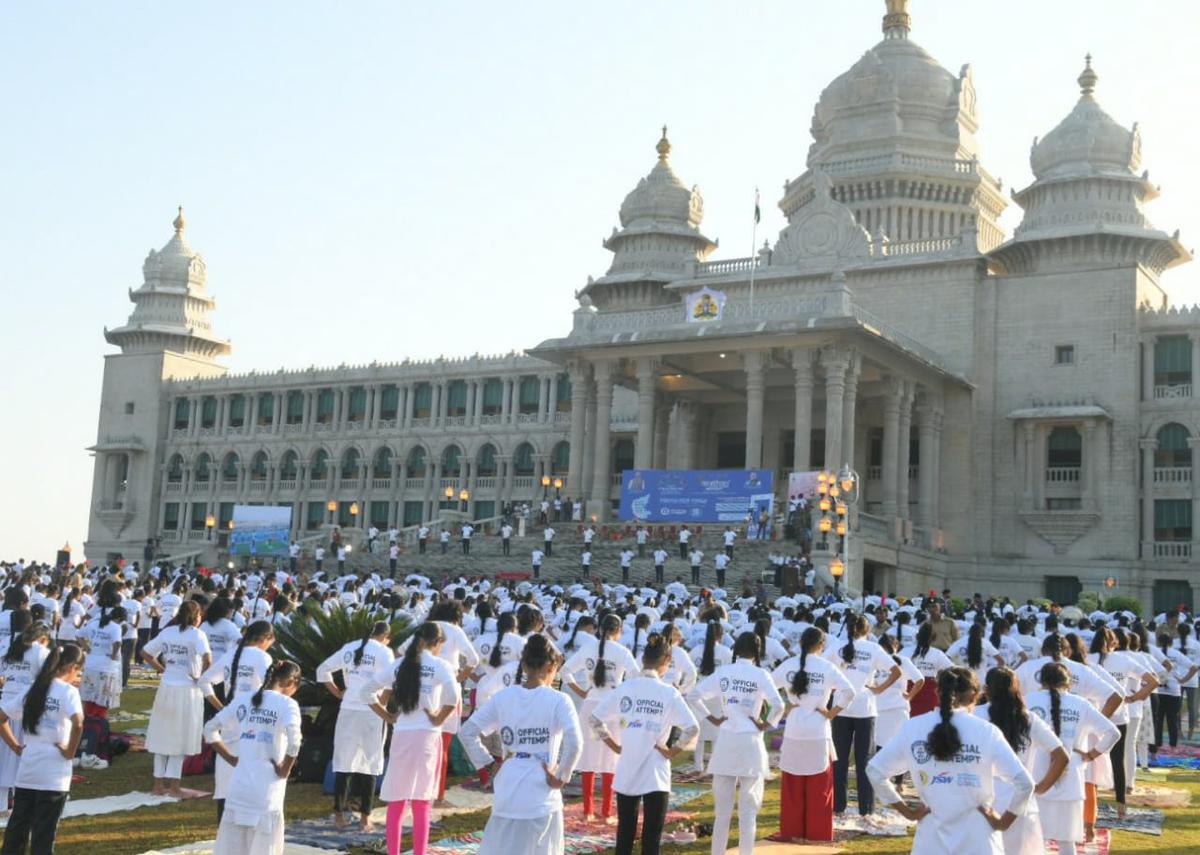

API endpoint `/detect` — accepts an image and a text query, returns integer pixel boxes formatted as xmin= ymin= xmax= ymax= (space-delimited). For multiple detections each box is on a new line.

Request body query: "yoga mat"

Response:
xmin=2 ymin=790 xmax=211 ymax=828
xmin=727 ymin=844 xmax=843 ymax=855
xmin=1095 ymin=803 xmax=1164 ymax=835
xmin=143 ymin=842 xmax=340 ymax=855
xmin=285 ymin=819 xmax=391 ymax=852
xmin=1045 ymin=828 xmax=1110 ymax=855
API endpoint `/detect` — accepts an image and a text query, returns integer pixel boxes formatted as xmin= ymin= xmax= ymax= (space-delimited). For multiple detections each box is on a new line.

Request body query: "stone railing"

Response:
xmin=1046 ymin=467 xmax=1081 ymax=483
xmin=404 ymin=477 xmax=424 ymax=490
xmin=371 ymin=478 xmax=392 ymax=490
xmin=247 ymin=480 xmax=267 ymax=493
xmin=475 ymin=477 xmax=497 ymax=490
xmin=164 ymin=481 xmax=183 ymax=493
xmin=277 ymin=479 xmax=297 ymax=491
xmin=1154 ymin=466 xmax=1192 ymax=485
xmin=308 ymin=477 xmax=328 ymax=491
xmin=873 ymin=235 xmax=962 ymax=257
xmin=1155 ymin=383 xmax=1192 ymax=399
xmin=513 ymin=476 xmax=534 ymax=490
xmin=1153 ymin=541 xmax=1192 ymax=560
xmin=695 ymin=256 xmax=761 ymax=277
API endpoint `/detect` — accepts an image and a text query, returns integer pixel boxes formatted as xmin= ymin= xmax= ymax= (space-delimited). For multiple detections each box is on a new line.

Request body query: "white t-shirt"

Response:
xmin=691 ymin=658 xmax=785 ymax=734
xmin=4 ymin=678 xmax=82 ymax=792
xmin=82 ymin=620 xmax=123 ymax=675
xmin=143 ymin=625 xmax=211 ymax=687
xmin=374 ymin=650 xmax=460 ymax=732
xmin=772 ymin=653 xmax=856 ymax=742
xmin=200 ymin=619 xmax=242 ymax=662
xmin=592 ymin=673 xmax=698 ymax=796
xmin=875 ymin=653 xmax=924 ymax=713
xmin=315 ymin=639 xmax=395 ymax=711
xmin=156 ymin=593 xmax=182 ymax=625
xmin=714 ymin=554 xmax=729 ymax=571
xmin=1025 ymin=689 xmax=1120 ymax=801
xmin=723 ymin=530 xmax=736 ymax=546
xmin=203 ymin=645 xmax=273 ymax=698
xmin=901 ymin=645 xmax=955 ymax=681
xmin=0 ymin=644 xmax=50 ymax=706
xmin=474 ymin=632 xmax=525 ymax=671
xmin=460 ymin=684 xmax=583 ymax=818
xmin=679 ymin=529 xmax=691 ymax=544
xmin=500 ymin=525 xmax=513 ymax=539
xmin=564 ymin=639 xmax=639 ymax=701
xmin=653 ymin=550 xmax=668 ymax=566
xmin=205 ymin=689 xmax=302 ymax=824
xmin=823 ymin=637 xmax=898 ymax=718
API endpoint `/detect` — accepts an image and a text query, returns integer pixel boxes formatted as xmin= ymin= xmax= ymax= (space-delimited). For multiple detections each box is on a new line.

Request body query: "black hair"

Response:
xmin=928 ymin=666 xmax=977 ymax=761
xmin=1039 ymin=661 xmax=1069 ymax=736
xmin=699 ymin=620 xmax=721 ymax=677
xmin=517 ymin=633 xmax=561 ymax=686
xmin=23 ymin=644 xmax=83 ymax=735
xmin=3 ymin=588 xmax=28 ymax=611
xmin=641 ymin=632 xmax=671 ymax=669
xmin=393 ymin=622 xmax=444 ymax=714
xmin=914 ymin=622 xmax=933 ymax=659
xmin=754 ymin=618 xmax=772 ymax=665
xmin=1179 ymin=623 xmax=1192 ymax=655
xmin=1089 ymin=627 xmax=1112 ymax=664
xmin=631 ymin=613 xmax=651 ymax=658
xmin=841 ymin=613 xmax=867 ymax=664
xmin=490 ymin=612 xmax=517 ymax=669
xmin=966 ymin=623 xmax=985 ymax=669
xmin=1041 ymin=632 xmax=1064 ymax=661
xmin=228 ymin=620 xmax=274 ymax=696
xmin=733 ymin=630 xmax=762 ymax=667
xmin=593 ymin=614 xmax=622 ymax=688
xmin=252 ymin=659 xmax=300 ymax=708
xmin=985 ymin=667 xmax=1031 ymax=753
xmin=99 ymin=604 xmax=127 ymax=629
xmin=989 ymin=615 xmax=1007 ymax=652
xmin=879 ymin=631 xmax=902 ymax=665
xmin=3 ymin=616 xmax=43 ymax=665
xmin=564 ymin=615 xmax=596 ymax=653
xmin=171 ymin=600 xmax=201 ymax=629
xmin=894 ymin=610 xmax=911 ymax=648
xmin=791 ymin=626 xmax=824 ymax=698
xmin=355 ymin=620 xmax=389 ymax=667
xmin=205 ymin=596 xmax=233 ymax=624
xmin=517 ymin=604 xmax=543 ymax=636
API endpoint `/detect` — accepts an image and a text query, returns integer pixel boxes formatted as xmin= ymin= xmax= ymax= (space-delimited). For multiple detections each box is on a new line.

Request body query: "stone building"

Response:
xmin=86 ymin=2 xmax=1200 ymax=612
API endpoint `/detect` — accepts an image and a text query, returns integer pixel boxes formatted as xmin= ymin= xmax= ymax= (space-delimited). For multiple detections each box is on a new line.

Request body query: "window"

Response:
xmin=201 ymin=397 xmax=217 ymax=428
xmin=613 ymin=439 xmax=634 ymax=475
xmin=380 ymin=385 xmax=399 ymax=420
xmin=1055 ymin=345 xmax=1075 ymax=365
xmin=286 ymin=391 xmax=305 ymax=424
xmin=550 ymin=441 xmax=570 ymax=475
xmin=1045 ymin=576 xmax=1082 ymax=606
xmin=166 ymin=455 xmax=184 ymax=483
xmin=482 ymin=379 xmax=503 ymax=414
xmin=316 ymin=389 xmax=334 ymax=423
xmin=250 ymin=451 xmax=268 ymax=480
xmin=162 ymin=503 xmax=180 ymax=531
xmin=518 ymin=376 xmax=540 ymax=414
xmin=348 ymin=387 xmax=367 ymax=422
xmin=221 ymin=453 xmax=239 ymax=482
xmin=513 ymin=443 xmax=535 ymax=476
xmin=1153 ymin=579 xmax=1194 ymax=615
xmin=190 ymin=504 xmax=209 ymax=531
xmin=194 ymin=454 xmax=211 ymax=483
xmin=446 ymin=381 xmax=467 ymax=417
xmin=228 ymin=395 xmax=246 ymax=427
xmin=1155 ymin=335 xmax=1192 ymax=388
xmin=1155 ymin=423 xmax=1192 ymax=468
xmin=413 ymin=383 xmax=433 ymax=418
xmin=440 ymin=445 xmax=462 ymax=477
xmin=1046 ymin=498 xmax=1082 ymax=510
xmin=340 ymin=448 xmax=361 ymax=479
xmin=173 ymin=399 xmax=190 ymax=429
xmin=258 ymin=393 xmax=275 ymax=425
xmin=373 ymin=447 xmax=393 ymax=478
xmin=370 ymin=501 xmax=389 ymax=529
xmin=406 ymin=447 xmax=427 ymax=477
xmin=476 ymin=444 xmax=497 ymax=477
xmin=306 ymin=501 xmax=325 ymax=530
xmin=125 ymin=402 xmax=135 ymax=415
xmin=1047 ymin=427 xmax=1082 ymax=469
xmin=1154 ymin=499 xmax=1192 ymax=542
xmin=311 ymin=450 xmax=329 ymax=479
xmin=279 ymin=451 xmax=299 ymax=480
xmin=556 ymin=374 xmax=572 ymax=411
xmin=403 ymin=501 xmax=424 ymax=526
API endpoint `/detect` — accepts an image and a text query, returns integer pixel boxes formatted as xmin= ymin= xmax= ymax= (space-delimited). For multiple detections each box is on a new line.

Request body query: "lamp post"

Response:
xmin=326 ymin=499 xmax=337 ymax=525
xmin=814 ymin=466 xmax=859 ymax=599
xmin=459 ymin=488 xmax=470 ymax=513
xmin=444 ymin=485 xmax=454 ymax=510
xmin=553 ymin=477 xmax=562 ymax=496
xmin=205 ymin=514 xmax=215 ymax=541
xmin=349 ymin=502 xmax=359 ymax=527
xmin=541 ymin=474 xmax=551 ymax=500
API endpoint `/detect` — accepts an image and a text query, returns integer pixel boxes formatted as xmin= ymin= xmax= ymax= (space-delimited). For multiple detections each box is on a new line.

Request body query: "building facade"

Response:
xmin=86 ymin=2 xmax=1200 ymax=612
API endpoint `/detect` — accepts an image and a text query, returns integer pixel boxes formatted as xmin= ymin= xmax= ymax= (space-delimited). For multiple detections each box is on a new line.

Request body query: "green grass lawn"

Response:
xmin=49 ymin=685 xmax=1200 ymax=854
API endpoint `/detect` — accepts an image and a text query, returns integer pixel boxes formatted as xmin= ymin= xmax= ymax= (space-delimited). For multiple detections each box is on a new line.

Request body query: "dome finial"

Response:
xmin=656 ymin=125 xmax=671 ymax=161
xmin=1078 ymin=53 xmax=1098 ymax=98
xmin=882 ymin=0 xmax=911 ymax=37
xmin=173 ymin=205 xmax=186 ymax=234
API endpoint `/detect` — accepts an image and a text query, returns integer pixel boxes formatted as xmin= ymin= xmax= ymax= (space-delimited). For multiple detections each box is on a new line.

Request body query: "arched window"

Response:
xmin=250 ymin=451 xmax=268 ymax=480
xmin=279 ymin=450 xmax=299 ymax=480
xmin=612 ymin=439 xmax=635 ymax=474
xmin=373 ymin=447 xmax=394 ymax=478
xmin=311 ymin=449 xmax=330 ymax=479
xmin=406 ymin=447 xmax=427 ymax=478
xmin=341 ymin=448 xmax=361 ymax=479
xmin=513 ymin=442 xmax=535 ymax=476
xmin=221 ymin=452 xmax=239 ymax=482
xmin=1156 ymin=423 xmax=1192 ymax=468
xmin=441 ymin=445 xmax=462 ymax=477
xmin=167 ymin=454 xmax=184 ymax=483
xmin=194 ymin=453 xmax=211 ymax=483
xmin=476 ymin=444 xmax=497 ymax=477
xmin=550 ymin=441 xmax=570 ymax=475
xmin=1046 ymin=427 xmax=1082 ymax=469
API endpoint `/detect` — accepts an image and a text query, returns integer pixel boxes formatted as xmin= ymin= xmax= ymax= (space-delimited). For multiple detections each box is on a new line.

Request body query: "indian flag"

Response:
xmin=753 ymin=188 xmax=761 ymax=225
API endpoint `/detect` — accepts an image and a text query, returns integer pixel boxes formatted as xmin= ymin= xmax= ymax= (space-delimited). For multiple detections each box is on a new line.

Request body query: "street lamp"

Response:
xmin=541 ymin=474 xmax=551 ymax=499
xmin=830 ymin=556 xmax=845 ymax=597
xmin=349 ymin=502 xmax=359 ymax=522
xmin=326 ymin=499 xmax=337 ymax=525
xmin=205 ymin=513 xmax=215 ymax=540
xmin=459 ymin=488 xmax=470 ymax=512
xmin=553 ymin=477 xmax=563 ymax=496
xmin=444 ymin=485 xmax=454 ymax=509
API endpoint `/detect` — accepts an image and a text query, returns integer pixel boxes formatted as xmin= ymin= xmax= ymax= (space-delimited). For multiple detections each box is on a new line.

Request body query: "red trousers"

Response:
xmin=438 ymin=732 xmax=452 ymax=801
xmin=779 ymin=767 xmax=833 ymax=842
xmin=581 ymin=771 xmax=614 ymax=818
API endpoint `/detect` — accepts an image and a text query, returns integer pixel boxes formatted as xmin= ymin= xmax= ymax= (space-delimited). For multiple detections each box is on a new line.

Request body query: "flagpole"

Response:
xmin=749 ymin=186 xmax=759 ymax=315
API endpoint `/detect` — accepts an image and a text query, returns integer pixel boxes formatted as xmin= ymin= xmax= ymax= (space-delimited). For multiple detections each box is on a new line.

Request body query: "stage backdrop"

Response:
xmin=229 ymin=505 xmax=292 ymax=556
xmin=618 ymin=469 xmax=774 ymax=522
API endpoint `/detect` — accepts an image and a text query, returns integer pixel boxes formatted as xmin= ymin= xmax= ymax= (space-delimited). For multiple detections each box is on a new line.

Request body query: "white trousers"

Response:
xmin=710 ymin=774 xmax=764 ymax=855
xmin=154 ymin=753 xmax=183 ymax=779
xmin=1126 ymin=707 xmax=1142 ymax=790
xmin=214 ymin=809 xmax=284 ymax=855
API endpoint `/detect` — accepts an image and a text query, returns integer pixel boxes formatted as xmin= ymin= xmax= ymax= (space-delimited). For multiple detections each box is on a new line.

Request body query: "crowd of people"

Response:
xmin=0 ymin=551 xmax=1196 ymax=855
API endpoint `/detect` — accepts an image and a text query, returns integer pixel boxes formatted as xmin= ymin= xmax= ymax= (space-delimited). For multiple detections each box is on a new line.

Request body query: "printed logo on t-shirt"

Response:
xmin=500 ymin=726 xmax=515 ymax=746
xmin=502 ymin=673 xmax=513 ymax=687
xmin=480 ymin=643 xmax=492 ymax=655
xmin=236 ymin=704 xmax=248 ymax=723
xmin=719 ymin=677 xmax=730 ymax=692
xmin=619 ymin=695 xmax=633 ymax=714
xmin=585 ymin=658 xmax=596 ymax=672
xmin=911 ymin=740 xmax=931 ymax=764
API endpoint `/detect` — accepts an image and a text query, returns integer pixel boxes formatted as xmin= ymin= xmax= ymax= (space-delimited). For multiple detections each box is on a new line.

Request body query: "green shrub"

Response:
xmin=1076 ymin=591 xmax=1102 ymax=613
xmin=1102 ymin=595 xmax=1142 ymax=617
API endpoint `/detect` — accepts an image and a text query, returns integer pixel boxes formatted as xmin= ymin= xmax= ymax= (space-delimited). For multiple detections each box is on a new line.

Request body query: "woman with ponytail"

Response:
xmin=1025 ymin=661 xmax=1119 ymax=853
xmin=461 ymin=634 xmax=583 ymax=855
xmin=753 ymin=616 xmax=788 ymax=670
xmin=902 ymin=622 xmax=953 ymax=716
xmin=623 ymin=612 xmax=651 ymax=659
xmin=1087 ymin=627 xmax=1155 ymax=819
xmin=315 ymin=619 xmax=393 ymax=831
xmin=874 ymin=633 xmax=924 ymax=752
xmin=58 ymin=587 xmax=86 ymax=643
xmin=474 ymin=611 xmax=525 ymax=677
xmin=868 ymin=666 xmax=1035 ymax=853
xmin=200 ymin=597 xmax=242 ymax=664
xmin=563 ymin=613 xmax=635 ymax=823
xmin=947 ymin=620 xmax=1002 ymax=690
xmin=80 ymin=605 xmax=126 ymax=716
xmin=0 ymin=620 xmax=51 ymax=800
xmin=1015 ymin=633 xmax=1122 ymax=720
xmin=1149 ymin=629 xmax=1197 ymax=760
xmin=660 ymin=622 xmax=698 ymax=695
xmin=204 ymin=620 xmax=276 ymax=708
xmin=1176 ymin=622 xmax=1200 ymax=740
xmin=687 ymin=619 xmax=731 ymax=774
xmin=689 ymin=630 xmax=783 ymax=855
xmin=827 ymin=612 xmax=902 ymax=820
xmin=142 ymin=600 xmax=212 ymax=797
xmin=769 ymin=626 xmax=855 ymax=843
xmin=206 ymin=660 xmax=302 ymax=855
xmin=975 ymin=667 xmax=1070 ymax=855
xmin=0 ymin=643 xmax=84 ymax=854
xmin=371 ymin=622 xmax=459 ymax=855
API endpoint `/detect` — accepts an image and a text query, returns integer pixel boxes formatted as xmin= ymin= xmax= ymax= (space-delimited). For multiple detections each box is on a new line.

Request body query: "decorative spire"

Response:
xmin=1077 ymin=53 xmax=1098 ymax=98
xmin=172 ymin=205 xmax=186 ymax=234
xmin=656 ymin=125 xmax=671 ymax=161
xmin=882 ymin=0 xmax=911 ymax=37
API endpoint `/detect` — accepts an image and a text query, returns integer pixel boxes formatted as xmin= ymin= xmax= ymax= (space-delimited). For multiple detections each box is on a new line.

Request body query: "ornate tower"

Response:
xmin=84 ymin=210 xmax=230 ymax=564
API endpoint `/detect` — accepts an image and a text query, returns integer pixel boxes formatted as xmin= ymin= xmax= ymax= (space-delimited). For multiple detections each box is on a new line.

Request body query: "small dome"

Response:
xmin=1030 ymin=57 xmax=1141 ymax=180
xmin=143 ymin=206 xmax=206 ymax=289
xmin=617 ymin=127 xmax=704 ymax=229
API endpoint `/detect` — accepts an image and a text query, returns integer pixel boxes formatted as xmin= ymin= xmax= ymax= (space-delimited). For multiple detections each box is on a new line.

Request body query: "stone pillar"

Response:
xmin=896 ymin=383 xmax=914 ymax=519
xmin=821 ymin=347 xmax=849 ymax=472
xmin=537 ymin=376 xmax=549 ymax=424
xmin=931 ymin=411 xmax=943 ymax=527
xmin=841 ymin=353 xmax=860 ymax=470
xmin=272 ymin=394 xmax=282 ymax=434
xmin=547 ymin=374 xmax=560 ymax=423
xmin=466 ymin=381 xmax=476 ymax=427
xmin=1141 ymin=438 xmax=1157 ymax=555
xmin=588 ymin=361 xmax=615 ymax=520
xmin=247 ymin=394 xmax=258 ymax=431
xmin=652 ymin=399 xmax=671 ymax=469
xmin=304 ymin=391 xmax=315 ymax=434
xmin=677 ymin=402 xmax=697 ymax=470
xmin=744 ymin=351 xmax=766 ymax=468
xmin=880 ymin=378 xmax=901 ymax=516
xmin=917 ymin=399 xmax=937 ymax=526
xmin=582 ymin=381 xmax=597 ymax=500
xmin=792 ymin=348 xmax=814 ymax=472
xmin=1192 ymin=333 xmax=1200 ymax=396
xmin=217 ymin=396 xmax=226 ymax=431
xmin=1020 ymin=422 xmax=1035 ymax=511
xmin=566 ymin=363 xmax=589 ymax=497
xmin=635 ymin=357 xmax=658 ymax=469
xmin=1033 ymin=426 xmax=1048 ymax=510
xmin=339 ymin=388 xmax=350 ymax=426
xmin=502 ymin=378 xmax=514 ymax=425
xmin=1080 ymin=420 xmax=1096 ymax=511
xmin=403 ymin=385 xmax=414 ymax=429
xmin=473 ymin=381 xmax=484 ymax=425
xmin=1143 ymin=337 xmax=1156 ymax=401
xmin=188 ymin=397 xmax=199 ymax=436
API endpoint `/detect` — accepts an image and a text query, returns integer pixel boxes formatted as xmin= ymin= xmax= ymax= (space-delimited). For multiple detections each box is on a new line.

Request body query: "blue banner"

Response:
xmin=618 ymin=469 xmax=775 ymax=523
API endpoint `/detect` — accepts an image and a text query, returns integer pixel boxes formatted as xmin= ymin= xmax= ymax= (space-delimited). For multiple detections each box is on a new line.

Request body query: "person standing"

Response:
xmin=714 ymin=553 xmax=729 ymax=590
xmin=418 ymin=524 xmax=430 ymax=555
xmin=317 ymin=621 xmax=395 ymax=832
xmin=0 ymin=643 xmax=85 ymax=855
xmin=866 ymin=667 xmax=1036 ymax=855
xmin=439 ymin=529 xmax=450 ymax=555
xmin=723 ymin=526 xmax=736 ymax=558
xmin=460 ymin=634 xmax=583 ymax=855
xmin=677 ymin=525 xmax=691 ymax=560
xmin=531 ymin=548 xmax=544 ymax=580
xmin=652 ymin=547 xmax=668 ymax=586
xmin=591 ymin=634 xmax=699 ymax=855
xmin=619 ymin=548 xmax=634 ymax=585
xmin=769 ymin=627 xmax=855 ymax=843
xmin=689 ymin=548 xmax=703 ymax=586
xmin=690 ymin=631 xmax=784 ymax=855
xmin=902 ymin=623 xmax=955 ymax=716
xmin=337 ymin=544 xmax=347 ymax=572
xmin=142 ymin=601 xmax=211 ymax=797
xmin=636 ymin=525 xmax=648 ymax=558
xmin=460 ymin=523 xmax=473 ymax=556
xmin=500 ymin=521 xmax=513 ymax=557
xmin=314 ymin=545 xmax=325 ymax=574
xmin=206 ymin=661 xmax=303 ymax=855
xmin=0 ymin=621 xmax=51 ymax=798
xmin=288 ymin=541 xmax=300 ymax=574
xmin=543 ymin=526 xmax=555 ymax=557
xmin=583 ymin=525 xmax=595 ymax=551
xmin=925 ymin=600 xmax=959 ymax=652
xmin=580 ymin=548 xmax=593 ymax=580
xmin=388 ymin=541 xmax=399 ymax=578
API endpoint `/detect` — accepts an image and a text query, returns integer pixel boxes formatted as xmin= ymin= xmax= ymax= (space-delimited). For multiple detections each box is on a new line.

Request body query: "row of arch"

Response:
xmin=167 ymin=440 xmax=573 ymax=482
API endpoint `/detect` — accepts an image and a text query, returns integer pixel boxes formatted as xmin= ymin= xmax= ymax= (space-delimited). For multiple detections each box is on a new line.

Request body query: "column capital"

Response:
xmin=791 ymin=346 xmax=816 ymax=373
xmin=635 ymin=356 xmax=660 ymax=381
xmin=742 ymin=350 xmax=767 ymax=374
xmin=592 ymin=359 xmax=614 ymax=383
xmin=1139 ymin=438 xmax=1159 ymax=450
xmin=820 ymin=343 xmax=852 ymax=371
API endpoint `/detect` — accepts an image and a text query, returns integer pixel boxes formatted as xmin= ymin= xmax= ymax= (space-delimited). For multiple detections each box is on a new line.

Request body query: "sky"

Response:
xmin=2 ymin=1 xmax=1199 ymax=562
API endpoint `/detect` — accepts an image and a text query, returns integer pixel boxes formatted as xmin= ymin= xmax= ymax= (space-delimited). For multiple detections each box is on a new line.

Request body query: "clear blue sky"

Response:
xmin=2 ymin=1 xmax=1198 ymax=561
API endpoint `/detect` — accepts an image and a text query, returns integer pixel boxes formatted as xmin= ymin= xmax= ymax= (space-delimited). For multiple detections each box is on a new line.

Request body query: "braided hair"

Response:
xmin=841 ymin=613 xmax=867 ymax=664
xmin=593 ymin=614 xmax=622 ymax=688
xmin=393 ymin=622 xmax=444 ymax=714
xmin=913 ymin=622 xmax=933 ymax=660
xmin=928 ymin=666 xmax=978 ymax=761
xmin=23 ymin=644 xmax=83 ymax=735
xmin=791 ymin=627 xmax=824 ymax=698
xmin=490 ymin=612 xmax=517 ymax=669
xmin=630 ymin=613 xmax=651 ymax=658
xmin=564 ymin=615 xmax=595 ymax=653
xmin=966 ymin=622 xmax=985 ymax=669
xmin=1039 ymin=661 xmax=1069 ymax=736
xmin=699 ymin=620 xmax=721 ymax=677
xmin=252 ymin=659 xmax=300 ymax=708
xmin=2 ymin=611 xmax=33 ymax=664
